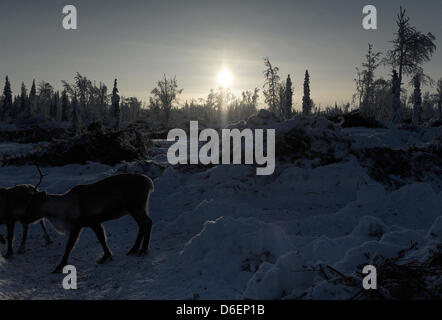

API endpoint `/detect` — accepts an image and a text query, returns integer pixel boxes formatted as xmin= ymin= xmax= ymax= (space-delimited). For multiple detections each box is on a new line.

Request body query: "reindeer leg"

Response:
xmin=127 ymin=214 xmax=145 ymax=256
xmin=53 ymin=227 xmax=81 ymax=273
xmin=138 ymin=216 xmax=152 ymax=256
xmin=91 ymin=224 xmax=113 ymax=264
xmin=40 ymin=220 xmax=52 ymax=244
xmin=0 ymin=234 xmax=5 ymax=244
xmin=18 ymin=224 xmax=29 ymax=254
xmin=4 ymin=221 xmax=15 ymax=259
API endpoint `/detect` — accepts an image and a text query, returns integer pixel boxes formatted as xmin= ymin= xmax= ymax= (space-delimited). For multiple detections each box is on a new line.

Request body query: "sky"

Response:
xmin=0 ymin=0 xmax=441 ymax=109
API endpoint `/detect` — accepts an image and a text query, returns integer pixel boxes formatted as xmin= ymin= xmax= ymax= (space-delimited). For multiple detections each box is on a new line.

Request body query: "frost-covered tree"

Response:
xmin=72 ymin=95 xmax=81 ymax=135
xmin=111 ymin=79 xmax=121 ymax=130
xmin=384 ymin=6 xmax=436 ymax=109
xmin=421 ymin=91 xmax=434 ymax=120
xmin=61 ymin=89 xmax=70 ymax=121
xmin=38 ymin=81 xmax=54 ymax=118
xmin=263 ymin=57 xmax=281 ymax=114
xmin=302 ymin=70 xmax=312 ymax=115
xmin=284 ymin=75 xmax=293 ymax=119
xmin=50 ymin=91 xmax=59 ymax=121
xmin=412 ymin=74 xmax=422 ymax=125
xmin=74 ymin=73 xmax=91 ymax=120
xmin=435 ymin=79 xmax=442 ymax=119
xmin=19 ymin=82 xmax=28 ymax=115
xmin=354 ymin=44 xmax=382 ymax=117
xmin=151 ymin=75 xmax=182 ymax=127
xmin=391 ymin=70 xmax=402 ymax=123
xmin=29 ymin=79 xmax=37 ymax=117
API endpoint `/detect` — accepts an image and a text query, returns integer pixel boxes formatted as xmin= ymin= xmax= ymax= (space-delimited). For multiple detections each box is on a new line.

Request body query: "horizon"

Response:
xmin=1 ymin=0 xmax=441 ymax=110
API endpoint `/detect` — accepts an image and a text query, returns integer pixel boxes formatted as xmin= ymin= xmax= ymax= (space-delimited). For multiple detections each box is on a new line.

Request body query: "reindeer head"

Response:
xmin=21 ymin=165 xmax=49 ymax=224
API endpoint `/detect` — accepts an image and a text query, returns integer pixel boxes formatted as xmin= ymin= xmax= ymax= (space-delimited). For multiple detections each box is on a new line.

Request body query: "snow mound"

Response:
xmin=242 ymin=251 xmax=315 ymax=300
xmin=350 ymin=216 xmax=389 ymax=240
xmin=179 ymin=216 xmax=293 ymax=283
xmin=427 ymin=216 xmax=442 ymax=241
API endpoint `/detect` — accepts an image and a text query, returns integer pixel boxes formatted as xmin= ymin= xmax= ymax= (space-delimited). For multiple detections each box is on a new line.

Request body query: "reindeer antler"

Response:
xmin=34 ymin=164 xmax=48 ymax=191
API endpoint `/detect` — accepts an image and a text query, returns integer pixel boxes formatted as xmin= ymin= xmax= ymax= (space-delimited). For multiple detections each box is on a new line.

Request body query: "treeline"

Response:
xmin=0 ymin=72 xmax=262 ymax=131
xmin=0 ymin=72 xmax=143 ymax=130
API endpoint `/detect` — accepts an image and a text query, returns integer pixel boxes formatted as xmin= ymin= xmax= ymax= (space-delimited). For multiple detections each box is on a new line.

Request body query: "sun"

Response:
xmin=217 ymin=68 xmax=233 ymax=88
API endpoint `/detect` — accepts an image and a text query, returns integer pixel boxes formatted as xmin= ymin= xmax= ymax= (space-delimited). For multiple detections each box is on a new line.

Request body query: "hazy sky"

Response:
xmin=1 ymin=0 xmax=441 ymax=109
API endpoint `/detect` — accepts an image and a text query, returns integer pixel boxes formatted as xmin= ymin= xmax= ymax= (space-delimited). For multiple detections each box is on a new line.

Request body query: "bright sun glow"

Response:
xmin=217 ymin=68 xmax=233 ymax=88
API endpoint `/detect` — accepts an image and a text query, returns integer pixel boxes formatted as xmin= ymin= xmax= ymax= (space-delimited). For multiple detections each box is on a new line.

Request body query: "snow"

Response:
xmin=0 ymin=122 xmax=441 ymax=299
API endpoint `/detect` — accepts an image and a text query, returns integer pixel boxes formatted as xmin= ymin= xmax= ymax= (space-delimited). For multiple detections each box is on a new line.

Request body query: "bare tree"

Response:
xmin=151 ymin=75 xmax=183 ymax=127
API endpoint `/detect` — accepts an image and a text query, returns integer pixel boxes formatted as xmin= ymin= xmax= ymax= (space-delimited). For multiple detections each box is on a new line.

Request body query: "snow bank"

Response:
xmin=242 ymin=251 xmax=314 ymax=300
xmin=179 ymin=216 xmax=293 ymax=284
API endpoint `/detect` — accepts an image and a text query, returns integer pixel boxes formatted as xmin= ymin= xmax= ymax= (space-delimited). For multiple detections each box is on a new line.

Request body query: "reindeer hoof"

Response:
xmin=3 ymin=252 xmax=13 ymax=259
xmin=126 ymin=249 xmax=138 ymax=256
xmin=137 ymin=250 xmax=149 ymax=257
xmin=98 ymin=255 xmax=113 ymax=264
xmin=52 ymin=263 xmax=66 ymax=274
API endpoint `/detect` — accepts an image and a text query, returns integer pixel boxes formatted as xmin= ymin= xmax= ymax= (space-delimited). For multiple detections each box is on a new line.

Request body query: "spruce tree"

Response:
xmin=391 ymin=70 xmax=402 ymax=123
xmin=61 ymin=89 xmax=70 ymax=121
xmin=51 ymin=91 xmax=59 ymax=120
xmin=29 ymin=79 xmax=37 ymax=117
xmin=263 ymin=57 xmax=281 ymax=114
xmin=2 ymin=76 xmax=13 ymax=118
xmin=111 ymin=79 xmax=121 ymax=130
xmin=385 ymin=7 xmax=436 ymax=106
xmin=412 ymin=75 xmax=422 ymax=125
xmin=20 ymin=82 xmax=28 ymax=114
xmin=284 ymin=74 xmax=293 ymax=119
xmin=72 ymin=95 xmax=81 ymax=135
xmin=302 ymin=70 xmax=312 ymax=115
xmin=435 ymin=79 xmax=442 ymax=120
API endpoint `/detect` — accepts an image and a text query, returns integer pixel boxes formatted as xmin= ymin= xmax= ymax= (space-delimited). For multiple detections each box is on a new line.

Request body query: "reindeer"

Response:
xmin=23 ymin=173 xmax=154 ymax=273
xmin=0 ymin=166 xmax=53 ymax=258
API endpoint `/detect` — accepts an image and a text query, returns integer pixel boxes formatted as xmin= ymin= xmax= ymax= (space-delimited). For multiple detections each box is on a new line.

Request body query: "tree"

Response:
xmin=384 ymin=6 xmax=437 ymax=111
xmin=412 ymin=74 xmax=422 ymax=125
xmin=263 ymin=57 xmax=281 ymax=114
xmin=61 ymin=89 xmax=70 ymax=121
xmin=302 ymin=70 xmax=312 ymax=115
xmin=435 ymin=79 xmax=442 ymax=119
xmin=72 ymin=95 xmax=81 ymax=135
xmin=74 ymin=73 xmax=91 ymax=119
xmin=360 ymin=44 xmax=382 ymax=116
xmin=19 ymin=82 xmax=28 ymax=115
xmin=284 ymin=75 xmax=293 ymax=119
xmin=111 ymin=79 xmax=121 ymax=130
xmin=50 ymin=91 xmax=59 ymax=121
xmin=391 ymin=70 xmax=402 ymax=123
xmin=29 ymin=79 xmax=37 ymax=117
xmin=151 ymin=75 xmax=182 ymax=127
xmin=2 ymin=76 xmax=13 ymax=118
xmin=38 ymin=81 xmax=54 ymax=117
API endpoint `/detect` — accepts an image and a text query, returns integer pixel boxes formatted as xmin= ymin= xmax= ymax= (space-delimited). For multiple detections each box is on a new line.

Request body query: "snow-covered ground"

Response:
xmin=0 ymin=126 xmax=441 ymax=299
